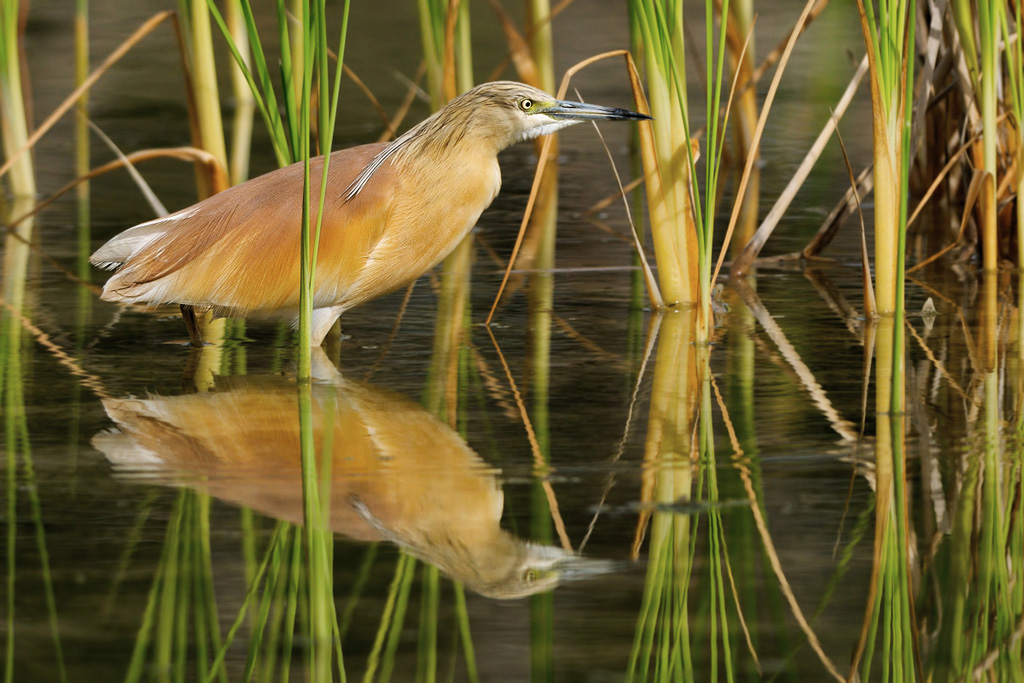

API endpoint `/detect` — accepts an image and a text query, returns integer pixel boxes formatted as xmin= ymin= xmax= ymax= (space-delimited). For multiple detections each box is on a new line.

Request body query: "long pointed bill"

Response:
xmin=545 ymin=99 xmax=651 ymax=121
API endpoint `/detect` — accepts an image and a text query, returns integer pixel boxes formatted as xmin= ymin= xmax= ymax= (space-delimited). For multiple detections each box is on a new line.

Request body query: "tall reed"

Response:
xmin=203 ymin=4 xmax=353 ymax=677
xmin=206 ymin=0 xmax=350 ymax=373
xmin=3 ymin=197 xmax=67 ymax=683
xmin=225 ymin=3 xmax=254 ymax=185
xmin=522 ymin=3 xmax=561 ymax=677
xmin=74 ymin=0 xmax=91 ymax=322
xmin=0 ymin=0 xmax=34 ymax=198
xmin=530 ymin=469 xmax=555 ymax=682
xmin=0 ymin=8 xmax=46 ymax=673
xmin=977 ymin=0 xmax=998 ymax=271
xmin=852 ymin=7 xmax=919 ymax=678
xmin=630 ymin=0 xmax=771 ymax=340
xmin=855 ymin=0 xmax=915 ymax=316
xmin=951 ymin=0 xmax=1000 ymax=270
xmin=628 ymin=0 xmax=699 ymax=309
xmin=124 ymin=490 xmax=225 ymax=683
xmin=725 ymin=0 xmax=759 ymax=252
xmin=1000 ymin=1 xmax=1024 ymax=267
xmin=186 ymin=0 xmax=228 ymax=196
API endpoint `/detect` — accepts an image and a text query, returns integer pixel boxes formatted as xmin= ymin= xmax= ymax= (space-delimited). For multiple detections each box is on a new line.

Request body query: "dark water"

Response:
xmin=4 ymin=1 xmax=1021 ymax=682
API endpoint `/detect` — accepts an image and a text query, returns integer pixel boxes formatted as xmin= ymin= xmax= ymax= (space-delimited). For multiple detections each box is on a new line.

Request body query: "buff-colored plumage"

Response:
xmin=91 ymin=81 xmax=647 ymax=345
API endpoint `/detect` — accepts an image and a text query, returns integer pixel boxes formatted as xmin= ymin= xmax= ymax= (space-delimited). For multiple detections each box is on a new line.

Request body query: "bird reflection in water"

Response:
xmin=93 ymin=376 xmax=605 ymax=599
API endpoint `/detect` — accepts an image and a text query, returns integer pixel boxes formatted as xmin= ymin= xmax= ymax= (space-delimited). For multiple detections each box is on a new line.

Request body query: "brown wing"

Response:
xmin=98 ymin=143 xmax=392 ymax=316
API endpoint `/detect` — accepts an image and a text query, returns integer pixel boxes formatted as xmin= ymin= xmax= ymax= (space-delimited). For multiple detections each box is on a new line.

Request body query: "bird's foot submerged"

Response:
xmin=179 ymin=304 xmax=205 ymax=347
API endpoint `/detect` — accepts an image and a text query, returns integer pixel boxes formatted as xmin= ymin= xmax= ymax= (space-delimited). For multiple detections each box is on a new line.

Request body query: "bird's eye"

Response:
xmin=524 ymin=569 xmax=537 ymax=584
xmin=519 ymin=99 xmax=534 ymax=112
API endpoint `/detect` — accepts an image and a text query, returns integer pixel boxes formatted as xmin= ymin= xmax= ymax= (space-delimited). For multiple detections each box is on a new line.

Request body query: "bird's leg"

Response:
xmin=180 ymin=304 xmax=205 ymax=347
xmin=310 ymin=306 xmax=345 ymax=346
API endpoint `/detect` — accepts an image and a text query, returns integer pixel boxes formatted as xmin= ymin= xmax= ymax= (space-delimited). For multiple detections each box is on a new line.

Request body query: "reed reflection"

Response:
xmin=93 ymin=375 xmax=583 ymax=599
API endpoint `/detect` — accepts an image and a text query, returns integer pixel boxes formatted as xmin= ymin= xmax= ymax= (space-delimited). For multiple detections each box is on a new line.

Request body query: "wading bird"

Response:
xmin=91 ymin=81 xmax=648 ymax=346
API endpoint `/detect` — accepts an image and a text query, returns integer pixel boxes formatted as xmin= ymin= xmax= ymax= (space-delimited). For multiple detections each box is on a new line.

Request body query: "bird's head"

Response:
xmin=419 ymin=81 xmax=651 ymax=153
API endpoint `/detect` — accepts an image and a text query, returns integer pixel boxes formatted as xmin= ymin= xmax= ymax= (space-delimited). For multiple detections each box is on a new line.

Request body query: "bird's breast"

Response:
xmin=333 ymin=152 xmax=501 ymax=307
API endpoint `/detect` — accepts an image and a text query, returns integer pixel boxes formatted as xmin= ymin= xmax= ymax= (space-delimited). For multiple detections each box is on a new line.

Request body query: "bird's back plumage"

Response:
xmin=93 ymin=143 xmax=388 ymax=319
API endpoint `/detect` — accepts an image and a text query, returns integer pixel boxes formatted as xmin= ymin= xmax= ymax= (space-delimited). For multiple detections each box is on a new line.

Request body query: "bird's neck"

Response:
xmin=396 ymin=105 xmax=514 ymax=163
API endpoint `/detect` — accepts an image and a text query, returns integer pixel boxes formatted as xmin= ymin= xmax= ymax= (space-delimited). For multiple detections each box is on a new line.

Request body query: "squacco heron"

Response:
xmin=91 ymin=81 xmax=648 ymax=346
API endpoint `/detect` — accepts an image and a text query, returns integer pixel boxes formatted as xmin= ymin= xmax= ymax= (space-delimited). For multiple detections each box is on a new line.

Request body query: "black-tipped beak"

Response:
xmin=546 ymin=99 xmax=651 ymax=121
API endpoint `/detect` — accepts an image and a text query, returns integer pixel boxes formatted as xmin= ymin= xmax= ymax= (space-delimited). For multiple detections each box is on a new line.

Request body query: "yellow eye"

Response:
xmin=519 ymin=99 xmax=534 ymax=112
xmin=524 ymin=569 xmax=537 ymax=584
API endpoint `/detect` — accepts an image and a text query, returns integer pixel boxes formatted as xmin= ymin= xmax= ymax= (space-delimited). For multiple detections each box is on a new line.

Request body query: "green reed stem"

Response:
xmin=74 ymin=0 xmax=91 ymax=344
xmin=0 ymin=285 xmax=12 ymax=683
xmin=529 ymin=508 xmax=554 ymax=682
xmin=339 ymin=544 xmax=378 ymax=642
xmin=891 ymin=414 xmax=916 ymax=679
xmin=362 ymin=556 xmax=406 ymax=683
xmin=296 ymin=0 xmax=349 ymax=374
xmin=125 ymin=533 xmax=168 ymax=683
xmin=296 ymin=0 xmax=315 ymax=376
xmin=208 ymin=0 xmax=355 ymax=368
xmin=417 ymin=565 xmax=440 ymax=683
xmin=627 ymin=534 xmax=666 ymax=681
xmin=382 ymin=555 xmax=417 ymax=683
xmin=1000 ymin=2 xmax=1024 ymax=267
xmin=226 ymin=0 xmax=254 ymax=184
xmin=3 ymin=391 xmax=14 ymax=683
xmin=203 ymin=521 xmax=287 ymax=683
xmin=0 ymin=0 xmax=35 ymax=198
xmin=629 ymin=0 xmax=696 ymax=308
xmin=308 ymin=0 xmax=351 ymax=319
xmin=631 ymin=0 xmax=735 ymax=337
xmin=103 ymin=494 xmax=157 ymax=620
xmin=255 ymin=530 xmax=291 ymax=683
xmin=155 ymin=493 xmax=184 ymax=675
xmin=199 ymin=494 xmax=227 ymax=683
xmin=280 ymin=526 xmax=301 ymax=683
xmin=242 ymin=523 xmax=289 ymax=682
xmin=702 ymin=388 xmax=735 ymax=681
xmin=364 ymin=553 xmax=417 ymax=683
xmin=205 ymin=0 xmax=289 ymax=166
xmin=452 ymin=582 xmax=479 ymax=683
xmin=416 ymin=0 xmax=445 ymax=109
xmin=857 ymin=0 xmax=915 ymax=315
xmin=4 ymin=322 xmax=67 ymax=682
xmin=241 ymin=508 xmax=257 ymax=587
xmin=175 ymin=498 xmax=192 ymax=683
xmin=979 ymin=0 xmax=998 ymax=271
xmin=297 ymin=381 xmax=332 ymax=677
xmin=74 ymin=0 xmax=89 ymax=184
xmin=190 ymin=0 xmax=228 ymax=173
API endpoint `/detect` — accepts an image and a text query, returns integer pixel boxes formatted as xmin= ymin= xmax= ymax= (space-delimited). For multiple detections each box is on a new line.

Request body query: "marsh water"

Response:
xmin=5 ymin=1 xmax=1022 ymax=681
